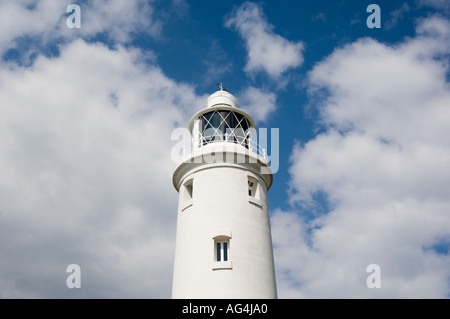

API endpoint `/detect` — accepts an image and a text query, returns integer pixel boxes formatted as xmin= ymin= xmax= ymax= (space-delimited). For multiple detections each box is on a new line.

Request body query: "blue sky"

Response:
xmin=0 ymin=0 xmax=449 ymax=298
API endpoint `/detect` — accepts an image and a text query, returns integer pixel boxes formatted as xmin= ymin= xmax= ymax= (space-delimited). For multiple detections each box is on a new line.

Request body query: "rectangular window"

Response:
xmin=181 ymin=178 xmax=194 ymax=211
xmin=212 ymin=234 xmax=232 ymax=270
xmin=248 ymin=176 xmax=262 ymax=207
xmin=214 ymin=240 xmax=229 ymax=262
xmin=223 ymin=242 xmax=228 ymax=261
xmin=248 ymin=178 xmax=258 ymax=198
xmin=216 ymin=242 xmax=221 ymax=262
xmin=185 ymin=181 xmax=193 ymax=200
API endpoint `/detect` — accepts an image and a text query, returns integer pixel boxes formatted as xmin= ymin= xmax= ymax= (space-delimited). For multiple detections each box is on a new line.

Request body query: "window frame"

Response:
xmin=248 ymin=175 xmax=262 ymax=207
xmin=212 ymin=233 xmax=232 ymax=270
xmin=215 ymin=241 xmax=229 ymax=262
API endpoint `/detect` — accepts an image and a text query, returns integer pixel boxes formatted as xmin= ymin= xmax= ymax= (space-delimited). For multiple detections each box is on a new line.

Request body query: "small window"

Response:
xmin=215 ymin=240 xmax=229 ymax=262
xmin=212 ymin=235 xmax=232 ymax=270
xmin=181 ymin=178 xmax=193 ymax=211
xmin=223 ymin=242 xmax=228 ymax=261
xmin=248 ymin=180 xmax=255 ymax=197
xmin=248 ymin=176 xmax=262 ymax=207
xmin=216 ymin=242 xmax=221 ymax=261
xmin=248 ymin=177 xmax=259 ymax=198
xmin=185 ymin=181 xmax=193 ymax=200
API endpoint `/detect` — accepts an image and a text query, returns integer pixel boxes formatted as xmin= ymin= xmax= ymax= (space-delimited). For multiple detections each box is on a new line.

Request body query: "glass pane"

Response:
xmin=241 ymin=116 xmax=250 ymax=132
xmin=233 ymin=112 xmax=243 ymax=127
xmin=223 ymin=242 xmax=228 ymax=261
xmin=219 ymin=111 xmax=231 ymax=135
xmin=213 ymin=112 xmax=224 ymax=141
xmin=226 ymin=111 xmax=237 ymax=129
xmin=202 ymin=112 xmax=214 ymax=145
xmin=201 ymin=112 xmax=214 ymax=132
xmin=203 ymin=127 xmax=216 ymax=143
xmin=216 ymin=242 xmax=221 ymax=261
xmin=210 ymin=112 xmax=221 ymax=130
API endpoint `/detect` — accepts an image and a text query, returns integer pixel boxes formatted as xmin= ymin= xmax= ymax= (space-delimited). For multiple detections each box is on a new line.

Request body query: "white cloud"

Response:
xmin=75 ymin=0 xmax=161 ymax=43
xmin=172 ymin=0 xmax=190 ymax=19
xmin=238 ymin=87 xmax=277 ymax=123
xmin=0 ymin=0 xmax=162 ymax=58
xmin=225 ymin=1 xmax=304 ymax=79
xmin=201 ymin=40 xmax=233 ymax=86
xmin=308 ymin=18 xmax=450 ymax=148
xmin=385 ymin=3 xmax=410 ymax=30
xmin=419 ymin=0 xmax=450 ymax=11
xmin=272 ymin=15 xmax=450 ymax=298
xmin=0 ymin=39 xmax=203 ymax=298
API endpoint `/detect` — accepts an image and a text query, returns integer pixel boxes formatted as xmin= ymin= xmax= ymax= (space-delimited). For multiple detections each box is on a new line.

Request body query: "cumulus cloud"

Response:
xmin=0 ymin=39 xmax=203 ymax=298
xmin=238 ymin=87 xmax=277 ymax=123
xmin=0 ymin=0 xmax=161 ymax=59
xmin=225 ymin=1 xmax=304 ymax=79
xmin=76 ymin=0 xmax=161 ymax=42
xmin=272 ymin=15 xmax=450 ymax=298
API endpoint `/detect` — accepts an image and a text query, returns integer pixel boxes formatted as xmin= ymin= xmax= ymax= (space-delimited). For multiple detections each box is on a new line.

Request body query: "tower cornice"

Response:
xmin=172 ymin=147 xmax=273 ymax=192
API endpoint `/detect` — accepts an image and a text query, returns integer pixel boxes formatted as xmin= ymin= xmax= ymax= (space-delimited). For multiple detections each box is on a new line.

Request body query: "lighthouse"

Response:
xmin=171 ymin=88 xmax=277 ymax=299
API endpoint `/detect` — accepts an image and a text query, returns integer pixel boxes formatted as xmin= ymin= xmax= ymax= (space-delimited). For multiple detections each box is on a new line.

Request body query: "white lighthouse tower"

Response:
xmin=172 ymin=88 xmax=277 ymax=299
